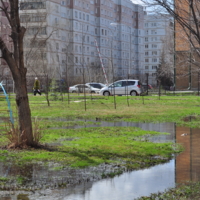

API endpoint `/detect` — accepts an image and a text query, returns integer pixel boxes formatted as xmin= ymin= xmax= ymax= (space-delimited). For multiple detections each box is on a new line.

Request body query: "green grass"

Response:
xmin=2 ymin=93 xmax=200 ymax=124
xmin=0 ymin=127 xmax=180 ymax=169
xmin=138 ymin=182 xmax=200 ymax=200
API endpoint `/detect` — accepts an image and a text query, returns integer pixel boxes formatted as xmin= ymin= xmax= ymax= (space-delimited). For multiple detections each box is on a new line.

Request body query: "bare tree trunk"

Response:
xmin=15 ymin=77 xmax=33 ymax=144
xmin=0 ymin=0 xmax=33 ymax=146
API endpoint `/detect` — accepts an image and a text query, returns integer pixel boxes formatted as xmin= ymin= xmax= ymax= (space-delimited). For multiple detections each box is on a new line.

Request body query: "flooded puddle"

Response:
xmin=0 ymin=160 xmax=174 ymax=200
xmin=0 ymin=122 xmax=199 ymax=200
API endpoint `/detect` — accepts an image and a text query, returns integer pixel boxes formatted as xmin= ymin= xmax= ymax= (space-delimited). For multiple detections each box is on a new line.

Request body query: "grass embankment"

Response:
xmin=0 ymin=93 xmax=199 ymax=193
xmin=138 ymin=182 xmax=200 ymax=200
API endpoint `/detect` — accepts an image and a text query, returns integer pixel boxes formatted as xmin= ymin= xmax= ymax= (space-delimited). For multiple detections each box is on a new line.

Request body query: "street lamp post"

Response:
xmin=128 ymin=26 xmax=131 ymax=79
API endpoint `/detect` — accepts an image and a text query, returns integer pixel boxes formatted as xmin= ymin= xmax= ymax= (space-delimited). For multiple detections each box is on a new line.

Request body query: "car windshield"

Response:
xmin=77 ymin=85 xmax=89 ymax=88
xmin=90 ymin=84 xmax=101 ymax=89
xmin=109 ymin=80 xmax=137 ymax=87
xmin=108 ymin=81 xmax=122 ymax=87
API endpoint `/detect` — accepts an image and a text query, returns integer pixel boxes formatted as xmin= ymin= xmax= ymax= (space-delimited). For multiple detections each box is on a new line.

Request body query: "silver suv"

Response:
xmin=99 ymin=79 xmax=141 ymax=96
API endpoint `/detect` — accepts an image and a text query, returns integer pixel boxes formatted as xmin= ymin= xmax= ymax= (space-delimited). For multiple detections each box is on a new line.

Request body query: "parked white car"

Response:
xmin=69 ymin=84 xmax=100 ymax=93
xmin=99 ymin=79 xmax=142 ymax=96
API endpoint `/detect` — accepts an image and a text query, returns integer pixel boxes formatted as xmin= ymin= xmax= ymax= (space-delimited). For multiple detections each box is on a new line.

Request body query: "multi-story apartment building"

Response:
xmin=19 ymin=0 xmax=144 ymax=85
xmin=143 ymin=14 xmax=174 ymax=86
xmin=0 ymin=1 xmax=12 ymax=82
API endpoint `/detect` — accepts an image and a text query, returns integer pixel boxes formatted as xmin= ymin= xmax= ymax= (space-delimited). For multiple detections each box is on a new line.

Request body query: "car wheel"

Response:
xmin=103 ymin=91 xmax=110 ymax=96
xmin=91 ymin=91 xmax=95 ymax=93
xmin=130 ymin=91 xmax=137 ymax=96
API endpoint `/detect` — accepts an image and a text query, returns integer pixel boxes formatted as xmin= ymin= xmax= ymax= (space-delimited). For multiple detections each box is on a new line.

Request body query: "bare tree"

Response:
xmin=157 ymin=20 xmax=174 ymax=88
xmin=157 ymin=51 xmax=174 ymax=88
xmin=0 ymin=0 xmax=34 ymax=147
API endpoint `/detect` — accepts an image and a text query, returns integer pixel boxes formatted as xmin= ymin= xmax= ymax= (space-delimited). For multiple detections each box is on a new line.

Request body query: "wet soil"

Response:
xmin=0 ymin=161 xmax=127 ymax=191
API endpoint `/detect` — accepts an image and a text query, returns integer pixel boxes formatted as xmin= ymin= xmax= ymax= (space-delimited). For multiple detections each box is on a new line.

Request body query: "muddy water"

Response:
xmin=0 ymin=122 xmax=199 ymax=200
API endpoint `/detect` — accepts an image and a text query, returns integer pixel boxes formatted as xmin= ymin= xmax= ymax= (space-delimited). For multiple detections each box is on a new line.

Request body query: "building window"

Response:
xmin=82 ymin=35 xmax=85 ymax=42
xmin=27 ymin=27 xmax=47 ymax=35
xmin=151 ymin=30 xmax=157 ymax=34
xmin=55 ymin=5 xmax=59 ymax=13
xmin=61 ymin=1 xmax=66 ymax=6
xmin=75 ymin=11 xmax=78 ymax=18
xmin=145 ymin=59 xmax=149 ymax=62
xmin=152 ymin=51 xmax=157 ymax=55
xmin=145 ymin=66 xmax=149 ymax=69
xmin=20 ymin=2 xmax=46 ymax=10
xmin=56 ymin=43 xmax=59 ymax=50
xmin=145 ymin=45 xmax=148 ymax=48
xmin=145 ymin=51 xmax=148 ymax=55
xmin=152 ymin=58 xmax=157 ymax=62
xmin=20 ymin=14 xmax=46 ymax=23
xmin=152 ymin=65 xmax=157 ymax=69
xmin=75 ymin=22 xmax=78 ymax=29
xmin=75 ymin=57 xmax=78 ymax=63
xmin=55 ymin=18 xmax=58 ymax=24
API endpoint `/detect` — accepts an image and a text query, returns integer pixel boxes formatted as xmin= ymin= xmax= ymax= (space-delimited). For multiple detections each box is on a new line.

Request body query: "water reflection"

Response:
xmin=176 ymin=127 xmax=200 ymax=183
xmin=74 ymin=121 xmax=175 ymax=143
xmin=64 ymin=160 xmax=175 ymax=200
xmin=0 ymin=122 xmax=200 ymax=200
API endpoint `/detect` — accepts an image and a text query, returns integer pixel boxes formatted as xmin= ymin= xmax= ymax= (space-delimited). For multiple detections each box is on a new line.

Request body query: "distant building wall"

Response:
xmin=174 ymin=0 xmax=199 ymax=90
xmin=0 ymin=1 xmax=12 ymax=82
xmin=144 ymin=14 xmax=174 ymax=86
xmin=176 ymin=126 xmax=200 ymax=183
